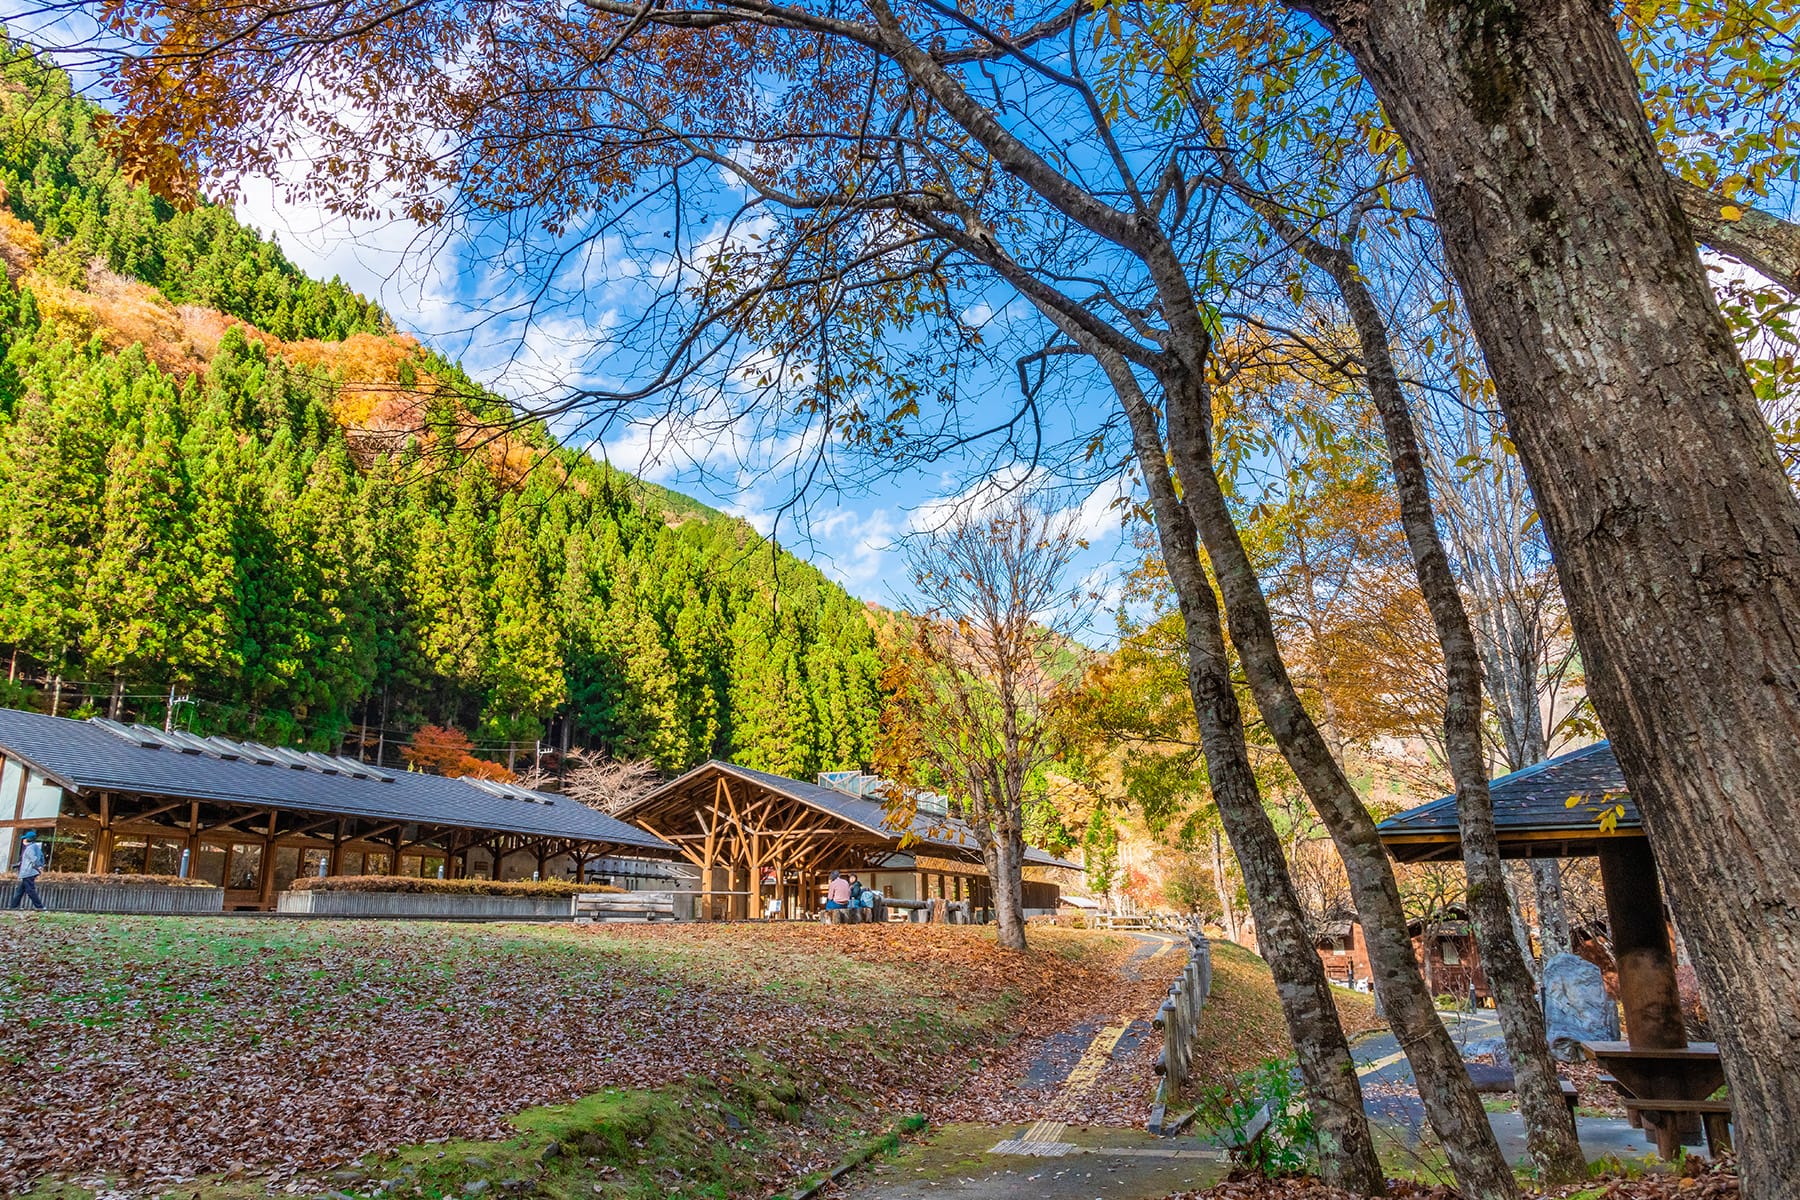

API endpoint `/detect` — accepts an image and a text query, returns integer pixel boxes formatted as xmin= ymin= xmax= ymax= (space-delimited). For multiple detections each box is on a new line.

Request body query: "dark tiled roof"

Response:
xmin=0 ymin=707 xmax=672 ymax=852
xmin=625 ymin=759 xmax=1082 ymax=870
xmin=1376 ymin=741 xmax=1638 ymax=837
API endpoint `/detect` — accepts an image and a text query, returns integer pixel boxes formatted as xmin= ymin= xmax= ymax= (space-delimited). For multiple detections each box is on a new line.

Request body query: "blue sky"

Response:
xmin=225 ymin=173 xmax=1139 ymax=634
xmin=0 ymin=0 xmax=1142 ymax=637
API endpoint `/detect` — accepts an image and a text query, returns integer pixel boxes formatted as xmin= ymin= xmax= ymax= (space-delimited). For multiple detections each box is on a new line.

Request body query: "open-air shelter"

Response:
xmin=0 ymin=706 xmax=681 ymax=909
xmin=1378 ymin=741 xmax=1723 ymax=1155
xmin=615 ymin=760 xmax=1075 ymax=920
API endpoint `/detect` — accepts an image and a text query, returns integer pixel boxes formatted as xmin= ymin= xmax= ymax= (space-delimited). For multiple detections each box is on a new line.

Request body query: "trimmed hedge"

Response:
xmin=289 ymin=876 xmax=626 ymax=898
xmin=0 ymin=871 xmax=219 ymax=889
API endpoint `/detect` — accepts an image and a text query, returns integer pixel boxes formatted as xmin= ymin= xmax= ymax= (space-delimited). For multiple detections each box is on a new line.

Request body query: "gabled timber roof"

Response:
xmin=0 ymin=707 xmax=672 ymax=852
xmin=621 ymin=759 xmax=1081 ymax=870
xmin=1377 ymin=740 xmax=1641 ymax=862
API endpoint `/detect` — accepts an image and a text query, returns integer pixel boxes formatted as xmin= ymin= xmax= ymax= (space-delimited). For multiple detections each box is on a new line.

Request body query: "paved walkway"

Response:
xmin=846 ymin=932 xmax=1229 ymax=1200
xmin=1349 ymin=1007 xmax=1661 ymax=1171
xmin=847 ymin=952 xmax=1662 ymax=1199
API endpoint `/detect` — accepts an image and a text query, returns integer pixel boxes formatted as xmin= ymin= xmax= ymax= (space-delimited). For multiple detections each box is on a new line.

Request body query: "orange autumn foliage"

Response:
xmin=401 ymin=724 xmax=515 ymax=781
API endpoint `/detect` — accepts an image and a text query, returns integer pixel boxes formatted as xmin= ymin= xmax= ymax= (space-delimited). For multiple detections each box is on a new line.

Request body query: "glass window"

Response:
xmin=364 ymin=851 xmax=390 ymax=875
xmin=398 ymin=854 xmax=422 ymax=878
xmin=48 ymin=829 xmax=92 ymax=873
xmin=1441 ymin=938 xmax=1462 ymax=966
xmin=145 ymin=840 xmax=184 ymax=877
xmin=110 ymin=837 xmax=148 ymax=874
xmin=338 ymin=850 xmax=364 ymax=876
xmin=300 ymin=848 xmax=330 ymax=880
xmin=272 ymin=846 xmax=301 ymax=893
xmin=227 ymin=843 xmax=263 ymax=891
xmin=194 ymin=844 xmax=228 ymax=886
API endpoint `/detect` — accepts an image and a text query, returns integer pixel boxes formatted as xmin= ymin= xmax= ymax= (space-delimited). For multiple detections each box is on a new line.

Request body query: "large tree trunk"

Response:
xmin=1291 ymin=1 xmax=1800 ymax=1194
xmin=1100 ymin=352 xmax=1386 ymax=1196
xmin=1164 ymin=365 xmax=1517 ymax=1199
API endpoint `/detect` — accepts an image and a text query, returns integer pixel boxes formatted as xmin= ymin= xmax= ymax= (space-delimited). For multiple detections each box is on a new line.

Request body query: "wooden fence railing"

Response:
xmin=1147 ymin=927 xmax=1213 ymax=1135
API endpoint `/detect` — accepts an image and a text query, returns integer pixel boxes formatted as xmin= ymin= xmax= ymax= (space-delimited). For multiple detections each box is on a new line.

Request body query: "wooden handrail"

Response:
xmin=1147 ymin=921 xmax=1213 ymax=1135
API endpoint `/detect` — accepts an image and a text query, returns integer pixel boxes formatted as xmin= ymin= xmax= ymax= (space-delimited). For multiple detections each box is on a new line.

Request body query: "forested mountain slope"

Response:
xmin=0 ymin=46 xmax=883 ymax=776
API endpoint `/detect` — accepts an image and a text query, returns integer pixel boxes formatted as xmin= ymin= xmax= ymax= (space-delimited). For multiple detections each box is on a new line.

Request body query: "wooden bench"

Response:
xmin=573 ymin=892 xmax=677 ymax=923
xmin=1621 ymin=1099 xmax=1732 ymax=1158
xmin=1559 ymin=1078 xmax=1578 ymax=1115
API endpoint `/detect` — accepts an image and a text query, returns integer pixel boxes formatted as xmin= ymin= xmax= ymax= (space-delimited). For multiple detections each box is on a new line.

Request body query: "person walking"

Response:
xmin=11 ymin=830 xmax=48 ymax=912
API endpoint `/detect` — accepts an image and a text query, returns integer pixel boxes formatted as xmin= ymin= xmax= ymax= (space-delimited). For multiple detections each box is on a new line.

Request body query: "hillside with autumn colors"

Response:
xmin=0 ymin=45 xmax=883 ymax=773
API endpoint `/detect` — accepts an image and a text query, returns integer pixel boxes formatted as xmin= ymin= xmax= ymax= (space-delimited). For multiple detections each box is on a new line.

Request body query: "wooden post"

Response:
xmin=184 ymin=801 xmax=201 ymax=876
xmin=1598 ymin=839 xmax=1686 ymax=1050
xmin=329 ymin=820 xmax=345 ymax=876
xmin=93 ymin=793 xmax=113 ymax=873
xmin=728 ymin=862 xmax=747 ymax=921
xmin=258 ymin=810 xmax=280 ymax=908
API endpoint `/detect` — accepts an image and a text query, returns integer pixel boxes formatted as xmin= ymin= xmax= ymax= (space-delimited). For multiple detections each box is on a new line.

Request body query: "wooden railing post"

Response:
xmin=1148 ymin=923 xmax=1216 ymax=1135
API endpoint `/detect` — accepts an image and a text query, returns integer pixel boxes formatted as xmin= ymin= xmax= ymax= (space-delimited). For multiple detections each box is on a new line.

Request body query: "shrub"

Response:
xmin=289 ymin=875 xmax=626 ymax=898
xmin=1196 ymin=1058 xmax=1316 ymax=1178
xmin=0 ymin=871 xmax=219 ymax=888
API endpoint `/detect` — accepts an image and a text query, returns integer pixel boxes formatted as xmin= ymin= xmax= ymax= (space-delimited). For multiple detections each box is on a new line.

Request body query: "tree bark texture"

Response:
xmin=1099 ymin=351 xmax=1386 ymax=1196
xmin=1289 ymin=1 xmax=1800 ymax=1193
xmin=1163 ymin=366 xmax=1518 ymax=1199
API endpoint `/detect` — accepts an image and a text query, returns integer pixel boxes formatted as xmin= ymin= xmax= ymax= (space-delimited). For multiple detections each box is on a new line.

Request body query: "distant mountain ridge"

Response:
xmin=0 ymin=42 xmax=884 ymax=776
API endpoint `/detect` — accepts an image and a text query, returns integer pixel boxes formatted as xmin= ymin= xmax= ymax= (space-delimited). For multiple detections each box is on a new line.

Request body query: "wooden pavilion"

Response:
xmin=615 ymin=760 xmax=1075 ymax=920
xmin=1379 ymin=741 xmax=1720 ymax=1155
xmin=0 ymin=707 xmax=680 ymax=910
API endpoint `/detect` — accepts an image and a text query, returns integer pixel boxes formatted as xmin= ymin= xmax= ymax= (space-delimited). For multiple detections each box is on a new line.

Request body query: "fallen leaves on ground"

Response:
xmin=1160 ymin=1157 xmax=1739 ymax=1200
xmin=1164 ymin=1179 xmax=1459 ymax=1200
xmin=0 ymin=916 xmax=1146 ymax=1194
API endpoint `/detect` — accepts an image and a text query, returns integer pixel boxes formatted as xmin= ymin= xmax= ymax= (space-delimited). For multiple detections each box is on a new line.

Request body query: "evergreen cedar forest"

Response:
xmin=0 ymin=49 xmax=886 ymax=778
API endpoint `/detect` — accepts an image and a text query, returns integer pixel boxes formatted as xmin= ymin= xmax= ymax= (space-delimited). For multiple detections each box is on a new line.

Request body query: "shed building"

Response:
xmin=0 ymin=707 xmax=679 ymax=909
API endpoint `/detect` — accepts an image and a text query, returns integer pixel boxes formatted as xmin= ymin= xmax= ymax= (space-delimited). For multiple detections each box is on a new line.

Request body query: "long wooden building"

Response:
xmin=0 ymin=707 xmax=679 ymax=910
xmin=615 ymin=760 xmax=1077 ymax=920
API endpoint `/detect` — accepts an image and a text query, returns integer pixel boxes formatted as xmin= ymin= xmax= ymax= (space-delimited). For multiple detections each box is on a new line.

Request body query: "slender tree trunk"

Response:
xmin=1348 ymin=289 xmax=1584 ymax=1181
xmin=1246 ymin=205 xmax=1585 ymax=1178
xmin=1530 ymin=860 xmax=1572 ymax=958
xmin=984 ymin=827 xmax=1029 ymax=951
xmin=1290 ymin=1 xmax=1800 ymax=1193
xmin=376 ymin=687 xmax=389 ymax=769
xmin=108 ymin=673 xmax=124 ymax=720
xmin=1165 ymin=366 xmax=1516 ymax=1199
xmin=1100 ymin=351 xmax=1386 ymax=1195
xmin=1212 ymin=826 xmax=1241 ymax=944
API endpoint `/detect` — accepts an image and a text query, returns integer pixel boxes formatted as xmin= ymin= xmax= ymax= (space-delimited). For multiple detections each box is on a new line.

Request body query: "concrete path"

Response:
xmin=845 ymin=946 xmax=1663 ymax=1199
xmin=845 ymin=932 xmax=1228 ymax=1200
xmin=848 ymin=1123 xmax=1225 ymax=1200
xmin=1347 ymin=1007 xmax=1661 ymax=1172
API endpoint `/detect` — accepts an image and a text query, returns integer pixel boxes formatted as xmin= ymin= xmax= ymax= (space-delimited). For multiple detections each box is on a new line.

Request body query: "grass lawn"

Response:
xmin=0 ymin=916 xmax=1144 ymax=1198
xmin=1175 ymin=939 xmax=1385 ymax=1099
